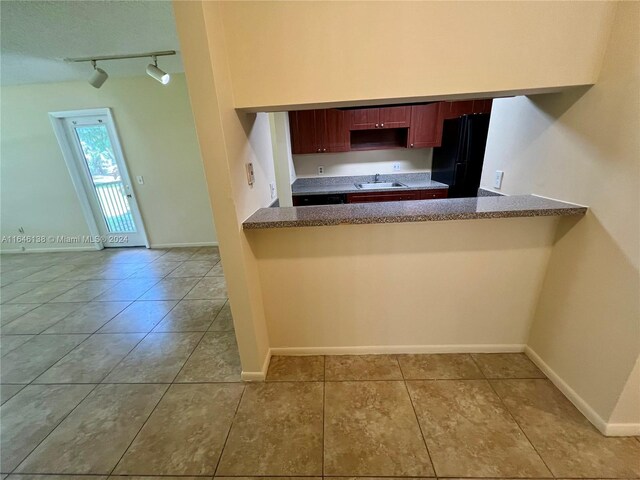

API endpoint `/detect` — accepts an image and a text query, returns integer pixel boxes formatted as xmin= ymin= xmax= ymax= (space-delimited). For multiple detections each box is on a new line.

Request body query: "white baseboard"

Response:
xmin=270 ymin=344 xmax=525 ymax=356
xmin=605 ymin=422 xmax=640 ymax=436
xmin=149 ymin=241 xmax=218 ymax=248
xmin=0 ymin=245 xmax=100 ymax=253
xmin=241 ymin=349 xmax=272 ymax=382
xmin=524 ymin=346 xmax=640 ymax=437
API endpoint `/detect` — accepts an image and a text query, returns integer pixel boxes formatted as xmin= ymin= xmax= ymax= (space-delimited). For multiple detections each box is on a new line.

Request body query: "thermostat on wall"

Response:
xmin=246 ymin=163 xmax=255 ymax=186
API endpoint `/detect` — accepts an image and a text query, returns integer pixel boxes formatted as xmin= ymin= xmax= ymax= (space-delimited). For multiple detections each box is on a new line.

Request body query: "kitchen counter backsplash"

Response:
xmin=293 ymin=172 xmax=431 ymax=188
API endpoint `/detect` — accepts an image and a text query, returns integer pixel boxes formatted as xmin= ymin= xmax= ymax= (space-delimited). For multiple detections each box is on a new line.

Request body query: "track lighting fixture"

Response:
xmin=88 ymin=60 xmax=108 ymax=89
xmin=146 ymin=55 xmax=170 ymax=85
xmin=66 ymin=50 xmax=176 ymax=88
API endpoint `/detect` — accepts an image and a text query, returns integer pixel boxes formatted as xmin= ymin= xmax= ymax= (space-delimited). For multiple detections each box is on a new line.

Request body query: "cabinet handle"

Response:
xmin=323 ymin=148 xmax=327 ymax=152
xmin=410 ymin=143 xmax=414 ymax=148
xmin=381 ymin=123 xmax=384 ymax=127
xmin=317 ymin=148 xmax=321 ymax=153
xmin=375 ymin=123 xmax=379 ymax=128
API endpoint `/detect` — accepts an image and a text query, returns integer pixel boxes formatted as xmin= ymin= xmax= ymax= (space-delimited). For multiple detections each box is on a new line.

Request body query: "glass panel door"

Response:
xmin=73 ymin=124 xmax=137 ymax=233
xmin=61 ymin=113 xmax=147 ymax=247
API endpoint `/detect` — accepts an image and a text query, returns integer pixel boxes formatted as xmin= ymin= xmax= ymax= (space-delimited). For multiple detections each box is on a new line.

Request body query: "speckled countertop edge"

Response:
xmin=243 ymin=195 xmax=587 ymax=230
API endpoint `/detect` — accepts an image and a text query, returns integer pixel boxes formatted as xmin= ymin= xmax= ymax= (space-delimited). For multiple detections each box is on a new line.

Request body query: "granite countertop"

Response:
xmin=291 ymin=173 xmax=448 ymax=196
xmin=243 ymin=195 xmax=587 ymax=229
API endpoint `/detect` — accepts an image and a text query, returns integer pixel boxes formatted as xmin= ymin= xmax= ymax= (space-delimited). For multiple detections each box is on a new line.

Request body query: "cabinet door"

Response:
xmin=349 ymin=108 xmax=379 ymax=130
xmin=379 ymin=106 xmax=410 ymax=128
xmin=289 ymin=110 xmax=321 ymax=154
xmin=347 ymin=190 xmax=421 ymax=203
xmin=474 ymin=99 xmax=493 ymax=114
xmin=419 ymin=189 xmax=448 ymax=199
xmin=408 ymin=103 xmax=443 ymax=148
xmin=321 ymin=109 xmax=350 ymax=152
xmin=442 ymin=100 xmax=475 ymax=120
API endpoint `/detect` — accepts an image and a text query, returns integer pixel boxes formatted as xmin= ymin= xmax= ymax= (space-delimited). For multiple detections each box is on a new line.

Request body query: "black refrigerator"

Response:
xmin=431 ymin=113 xmax=491 ymax=198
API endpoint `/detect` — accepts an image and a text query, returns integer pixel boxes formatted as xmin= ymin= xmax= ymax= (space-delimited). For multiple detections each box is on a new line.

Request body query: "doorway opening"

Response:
xmin=50 ymin=108 xmax=148 ymax=248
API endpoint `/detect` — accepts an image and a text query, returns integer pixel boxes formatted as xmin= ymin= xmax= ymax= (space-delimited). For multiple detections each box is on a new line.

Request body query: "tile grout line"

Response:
xmin=32 ymin=302 xmax=168 ymax=386
xmin=469 ymin=354 xmax=557 ymax=479
xmin=398 ymin=355 xmax=438 ymax=478
xmin=7 ymin=381 xmax=100 ymax=476
xmin=170 ymin=324 xmax=211 ymax=383
xmin=2 ymin=262 xmax=189 ymax=408
xmin=37 ymin=300 xmax=133 ymax=336
xmin=106 ymin=382 xmax=172 ymax=477
xmin=213 ymin=383 xmax=247 ymax=476
xmin=322 ymin=354 xmax=326 ymax=477
xmin=92 ymin=292 xmax=188 ymax=385
xmin=6 ymin=278 xmax=84 ymax=306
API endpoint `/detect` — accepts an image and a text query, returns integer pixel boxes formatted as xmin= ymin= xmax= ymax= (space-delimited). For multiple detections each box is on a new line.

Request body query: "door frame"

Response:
xmin=49 ymin=108 xmax=150 ymax=249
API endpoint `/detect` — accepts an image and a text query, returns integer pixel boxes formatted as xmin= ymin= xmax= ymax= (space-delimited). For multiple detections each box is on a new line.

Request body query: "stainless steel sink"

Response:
xmin=355 ymin=182 xmax=407 ymax=190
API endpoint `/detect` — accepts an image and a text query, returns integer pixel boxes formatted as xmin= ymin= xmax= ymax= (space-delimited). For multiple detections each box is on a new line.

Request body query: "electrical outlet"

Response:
xmin=269 ymin=182 xmax=276 ymax=199
xmin=494 ymin=170 xmax=504 ymax=189
xmin=393 ymin=163 xmax=401 ymax=171
xmin=318 ymin=166 xmax=324 ymax=175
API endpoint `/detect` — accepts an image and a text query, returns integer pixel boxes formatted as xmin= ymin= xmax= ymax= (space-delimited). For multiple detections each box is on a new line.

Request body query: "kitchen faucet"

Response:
xmin=374 ymin=173 xmax=381 ymax=183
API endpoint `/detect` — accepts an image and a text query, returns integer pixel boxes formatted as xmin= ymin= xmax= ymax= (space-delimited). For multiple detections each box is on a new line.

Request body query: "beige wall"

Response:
xmin=0 ymin=74 xmax=216 ymax=250
xmin=293 ymin=148 xmax=432 ymax=178
xmin=220 ymin=1 xmax=615 ymax=110
xmin=250 ymin=217 xmax=559 ymax=352
xmin=174 ymin=1 xmax=272 ymax=376
xmin=481 ymin=2 xmax=639 ymax=428
xmin=173 ymin=0 xmax=627 ymax=407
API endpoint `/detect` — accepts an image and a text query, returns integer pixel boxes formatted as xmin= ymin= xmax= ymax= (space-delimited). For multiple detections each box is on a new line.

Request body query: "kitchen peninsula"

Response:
xmin=244 ymin=195 xmax=587 ymax=229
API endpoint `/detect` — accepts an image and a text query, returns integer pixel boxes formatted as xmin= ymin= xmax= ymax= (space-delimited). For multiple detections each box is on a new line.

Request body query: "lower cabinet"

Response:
xmin=292 ymin=193 xmax=347 ymax=206
xmin=346 ymin=188 xmax=448 ymax=204
xmin=419 ymin=189 xmax=449 ymax=200
xmin=293 ymin=189 xmax=449 ymax=206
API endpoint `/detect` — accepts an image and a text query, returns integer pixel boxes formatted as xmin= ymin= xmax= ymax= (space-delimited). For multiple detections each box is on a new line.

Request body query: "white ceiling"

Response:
xmin=0 ymin=0 xmax=184 ymax=86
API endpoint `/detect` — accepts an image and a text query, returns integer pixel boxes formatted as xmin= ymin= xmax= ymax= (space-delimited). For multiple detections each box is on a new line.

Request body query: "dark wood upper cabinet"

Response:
xmin=290 ymin=100 xmax=492 ymax=155
xmin=349 ymin=106 xmax=410 ymax=130
xmin=442 ymin=99 xmax=493 ymax=120
xmin=289 ymin=109 xmax=348 ymax=154
xmin=379 ymin=106 xmax=411 ymax=128
xmin=408 ymin=103 xmax=443 ymax=148
xmin=289 ymin=110 xmax=318 ymax=154
xmin=349 ymin=108 xmax=380 ymax=130
xmin=320 ymin=109 xmax=349 ymax=152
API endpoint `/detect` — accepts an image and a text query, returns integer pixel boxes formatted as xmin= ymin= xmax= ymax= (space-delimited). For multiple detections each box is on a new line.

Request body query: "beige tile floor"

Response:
xmin=1 ymin=247 xmax=639 ymax=478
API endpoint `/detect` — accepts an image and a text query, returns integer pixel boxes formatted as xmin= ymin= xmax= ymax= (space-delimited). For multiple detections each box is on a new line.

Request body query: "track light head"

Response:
xmin=146 ymin=56 xmax=170 ymax=85
xmin=88 ymin=60 xmax=108 ymax=89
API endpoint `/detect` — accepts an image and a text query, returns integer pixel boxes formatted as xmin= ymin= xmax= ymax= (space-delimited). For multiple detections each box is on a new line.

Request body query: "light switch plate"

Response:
xmin=494 ymin=170 xmax=504 ymax=189
xmin=269 ymin=182 xmax=276 ymax=199
xmin=136 ymin=176 xmax=144 ymax=185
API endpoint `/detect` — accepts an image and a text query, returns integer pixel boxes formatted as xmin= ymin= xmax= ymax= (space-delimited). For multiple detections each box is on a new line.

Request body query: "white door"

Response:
xmin=51 ymin=110 xmax=148 ymax=248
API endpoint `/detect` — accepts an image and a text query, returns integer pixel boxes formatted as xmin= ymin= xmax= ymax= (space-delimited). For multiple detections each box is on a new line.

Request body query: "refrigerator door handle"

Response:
xmin=454 ymin=162 xmax=467 ymax=185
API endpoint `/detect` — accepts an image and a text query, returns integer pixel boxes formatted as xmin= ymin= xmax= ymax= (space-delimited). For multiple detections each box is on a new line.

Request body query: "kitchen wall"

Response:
xmin=173 ymin=0 xmax=623 ymax=393
xmin=220 ymin=1 xmax=615 ymax=110
xmin=293 ymin=148 xmax=432 ymax=178
xmin=0 ymin=74 xmax=216 ymax=250
xmin=480 ymin=2 xmax=639 ymax=433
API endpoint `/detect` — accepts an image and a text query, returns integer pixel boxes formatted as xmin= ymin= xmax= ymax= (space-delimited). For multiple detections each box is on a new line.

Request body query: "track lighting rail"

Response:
xmin=65 ymin=50 xmax=176 ymax=63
